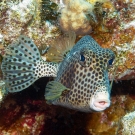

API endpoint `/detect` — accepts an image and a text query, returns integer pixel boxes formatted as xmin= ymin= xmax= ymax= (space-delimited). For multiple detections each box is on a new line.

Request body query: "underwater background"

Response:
xmin=0 ymin=0 xmax=135 ymax=134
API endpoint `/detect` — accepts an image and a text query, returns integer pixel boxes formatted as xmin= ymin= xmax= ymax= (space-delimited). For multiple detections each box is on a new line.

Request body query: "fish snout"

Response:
xmin=90 ymin=92 xmax=110 ymax=111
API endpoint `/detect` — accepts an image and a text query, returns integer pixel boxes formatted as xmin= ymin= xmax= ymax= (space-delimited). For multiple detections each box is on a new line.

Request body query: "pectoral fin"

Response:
xmin=45 ymin=81 xmax=70 ymax=103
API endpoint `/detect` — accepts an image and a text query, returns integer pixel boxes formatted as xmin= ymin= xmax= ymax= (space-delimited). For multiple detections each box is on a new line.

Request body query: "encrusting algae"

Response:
xmin=0 ymin=0 xmax=61 ymax=49
xmin=119 ymin=111 xmax=135 ymax=135
xmin=86 ymin=95 xmax=135 ymax=135
xmin=0 ymin=80 xmax=7 ymax=103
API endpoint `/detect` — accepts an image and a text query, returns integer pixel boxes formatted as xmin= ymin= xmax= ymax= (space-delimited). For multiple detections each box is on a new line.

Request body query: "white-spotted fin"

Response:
xmin=1 ymin=35 xmax=58 ymax=92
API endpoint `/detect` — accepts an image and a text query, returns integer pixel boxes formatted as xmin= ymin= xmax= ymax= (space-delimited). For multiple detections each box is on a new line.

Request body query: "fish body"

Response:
xmin=45 ymin=36 xmax=115 ymax=112
xmin=1 ymin=35 xmax=115 ymax=112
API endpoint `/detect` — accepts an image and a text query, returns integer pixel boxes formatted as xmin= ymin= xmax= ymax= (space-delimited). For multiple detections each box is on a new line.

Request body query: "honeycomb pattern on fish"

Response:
xmin=51 ymin=35 xmax=115 ymax=112
xmin=1 ymin=34 xmax=114 ymax=112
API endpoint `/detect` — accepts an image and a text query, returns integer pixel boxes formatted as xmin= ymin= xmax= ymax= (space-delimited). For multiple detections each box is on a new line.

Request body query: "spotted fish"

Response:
xmin=45 ymin=35 xmax=115 ymax=112
xmin=1 ymin=35 xmax=115 ymax=112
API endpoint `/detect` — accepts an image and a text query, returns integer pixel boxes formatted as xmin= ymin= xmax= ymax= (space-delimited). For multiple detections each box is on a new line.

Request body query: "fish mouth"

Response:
xmin=92 ymin=99 xmax=110 ymax=111
xmin=90 ymin=93 xmax=110 ymax=111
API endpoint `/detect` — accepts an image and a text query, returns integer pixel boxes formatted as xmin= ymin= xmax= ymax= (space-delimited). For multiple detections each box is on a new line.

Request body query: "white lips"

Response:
xmin=90 ymin=92 xmax=110 ymax=111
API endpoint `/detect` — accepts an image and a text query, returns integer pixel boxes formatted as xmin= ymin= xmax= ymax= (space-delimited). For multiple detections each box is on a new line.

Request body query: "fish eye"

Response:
xmin=108 ymin=58 xmax=114 ymax=66
xmin=80 ymin=54 xmax=85 ymax=61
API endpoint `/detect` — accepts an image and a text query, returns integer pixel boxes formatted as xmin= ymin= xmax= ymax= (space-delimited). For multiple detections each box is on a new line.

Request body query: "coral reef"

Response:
xmin=86 ymin=0 xmax=135 ymax=80
xmin=0 ymin=56 xmax=7 ymax=104
xmin=0 ymin=77 xmax=89 ymax=135
xmin=0 ymin=99 xmax=46 ymax=134
xmin=58 ymin=0 xmax=94 ymax=35
xmin=0 ymin=80 xmax=7 ymax=103
xmin=0 ymin=77 xmax=55 ymax=134
xmin=119 ymin=111 xmax=135 ymax=135
xmin=0 ymin=0 xmax=61 ymax=52
xmin=1 ymin=0 xmax=135 ymax=134
xmin=41 ymin=0 xmax=60 ymax=23
xmin=86 ymin=95 xmax=135 ymax=135
xmin=49 ymin=0 xmax=135 ymax=80
xmin=87 ymin=0 xmax=109 ymax=5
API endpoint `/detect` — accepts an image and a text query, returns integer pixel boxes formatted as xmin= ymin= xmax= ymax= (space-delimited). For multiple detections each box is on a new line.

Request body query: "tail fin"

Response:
xmin=1 ymin=35 xmax=58 ymax=92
